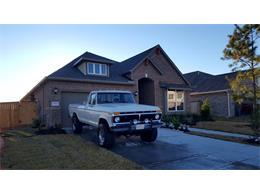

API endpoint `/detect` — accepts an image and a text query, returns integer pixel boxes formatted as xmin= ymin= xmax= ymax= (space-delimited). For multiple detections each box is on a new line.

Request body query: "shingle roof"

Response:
xmin=48 ymin=45 xmax=158 ymax=83
xmin=48 ymin=51 xmax=130 ymax=82
xmin=47 ymin=44 xmax=191 ymax=87
xmin=184 ymin=71 xmax=238 ymax=92
xmin=160 ymin=82 xmax=191 ymax=90
xmin=110 ymin=45 xmax=157 ymax=76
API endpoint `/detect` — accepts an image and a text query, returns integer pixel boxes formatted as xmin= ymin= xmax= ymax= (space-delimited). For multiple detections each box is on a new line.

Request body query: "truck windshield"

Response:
xmin=97 ymin=93 xmax=135 ymax=104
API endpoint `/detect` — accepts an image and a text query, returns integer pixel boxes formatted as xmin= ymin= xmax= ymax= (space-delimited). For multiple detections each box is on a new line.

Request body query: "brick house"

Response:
xmin=184 ymin=71 xmax=260 ymax=117
xmin=21 ymin=45 xmax=191 ymax=128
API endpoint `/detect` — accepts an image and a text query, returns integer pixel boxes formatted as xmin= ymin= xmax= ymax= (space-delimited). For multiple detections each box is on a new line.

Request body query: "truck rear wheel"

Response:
xmin=72 ymin=114 xmax=82 ymax=134
xmin=97 ymin=122 xmax=115 ymax=148
xmin=140 ymin=128 xmax=158 ymax=142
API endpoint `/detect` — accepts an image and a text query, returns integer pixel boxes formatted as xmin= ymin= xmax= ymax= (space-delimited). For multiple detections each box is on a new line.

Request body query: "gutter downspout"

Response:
xmin=226 ymin=90 xmax=231 ymax=117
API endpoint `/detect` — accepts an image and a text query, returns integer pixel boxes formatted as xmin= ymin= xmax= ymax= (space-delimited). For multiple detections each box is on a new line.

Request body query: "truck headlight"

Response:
xmin=114 ymin=116 xmax=120 ymax=123
xmin=133 ymin=119 xmax=138 ymax=125
xmin=155 ymin=114 xmax=160 ymax=120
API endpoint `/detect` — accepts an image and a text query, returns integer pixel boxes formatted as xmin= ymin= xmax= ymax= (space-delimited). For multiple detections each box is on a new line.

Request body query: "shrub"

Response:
xmin=250 ymin=107 xmax=260 ymax=137
xmin=162 ymin=114 xmax=172 ymax=127
xmin=191 ymin=114 xmax=200 ymax=124
xmin=172 ymin=116 xmax=181 ymax=130
xmin=31 ymin=118 xmax=41 ymax=128
xmin=200 ymin=99 xmax=211 ymax=121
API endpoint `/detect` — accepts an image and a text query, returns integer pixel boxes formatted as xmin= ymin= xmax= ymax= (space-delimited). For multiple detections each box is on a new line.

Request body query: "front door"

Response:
xmin=138 ymin=78 xmax=155 ymax=105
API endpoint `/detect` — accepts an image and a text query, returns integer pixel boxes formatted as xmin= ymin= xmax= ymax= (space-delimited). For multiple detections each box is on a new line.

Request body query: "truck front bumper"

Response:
xmin=111 ymin=121 xmax=163 ymax=132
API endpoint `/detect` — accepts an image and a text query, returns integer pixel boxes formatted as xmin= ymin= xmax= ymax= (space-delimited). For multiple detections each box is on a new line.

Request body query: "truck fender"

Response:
xmin=98 ymin=118 xmax=110 ymax=128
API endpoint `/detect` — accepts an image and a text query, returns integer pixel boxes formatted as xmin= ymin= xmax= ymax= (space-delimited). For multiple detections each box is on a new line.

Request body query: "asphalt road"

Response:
xmin=80 ymin=127 xmax=260 ymax=170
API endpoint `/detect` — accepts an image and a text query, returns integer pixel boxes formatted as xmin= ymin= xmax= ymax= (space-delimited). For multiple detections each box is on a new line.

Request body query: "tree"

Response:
xmin=200 ymin=98 xmax=211 ymax=121
xmin=222 ymin=24 xmax=260 ymax=138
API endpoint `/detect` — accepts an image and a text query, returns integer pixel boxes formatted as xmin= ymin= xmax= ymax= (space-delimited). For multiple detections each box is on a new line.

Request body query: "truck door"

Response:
xmin=87 ymin=93 xmax=98 ymax=126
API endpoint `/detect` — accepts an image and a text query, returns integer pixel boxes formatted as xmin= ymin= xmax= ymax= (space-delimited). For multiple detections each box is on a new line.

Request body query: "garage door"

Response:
xmin=61 ymin=92 xmax=89 ymax=128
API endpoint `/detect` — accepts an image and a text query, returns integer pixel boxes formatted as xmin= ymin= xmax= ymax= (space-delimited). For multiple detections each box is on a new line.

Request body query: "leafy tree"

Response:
xmin=222 ymin=24 xmax=260 ymax=137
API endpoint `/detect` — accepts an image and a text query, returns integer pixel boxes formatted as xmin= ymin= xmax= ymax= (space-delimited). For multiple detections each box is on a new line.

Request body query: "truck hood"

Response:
xmin=95 ymin=103 xmax=160 ymax=113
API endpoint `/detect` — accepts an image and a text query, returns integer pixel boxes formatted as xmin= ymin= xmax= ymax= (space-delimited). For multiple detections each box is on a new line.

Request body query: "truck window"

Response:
xmin=97 ymin=93 xmax=135 ymax=104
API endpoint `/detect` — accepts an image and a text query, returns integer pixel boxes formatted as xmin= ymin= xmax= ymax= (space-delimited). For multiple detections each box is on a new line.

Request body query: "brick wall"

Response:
xmin=131 ymin=49 xmax=190 ymax=113
xmin=190 ymin=91 xmax=235 ymax=117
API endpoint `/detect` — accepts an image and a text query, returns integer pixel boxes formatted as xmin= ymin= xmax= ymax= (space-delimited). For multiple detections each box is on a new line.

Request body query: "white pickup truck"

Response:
xmin=68 ymin=90 xmax=162 ymax=148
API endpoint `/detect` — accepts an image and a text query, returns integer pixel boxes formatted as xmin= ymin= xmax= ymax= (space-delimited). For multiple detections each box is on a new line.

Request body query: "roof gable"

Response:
xmin=111 ymin=44 xmax=190 ymax=86
xmin=109 ymin=45 xmax=157 ymax=76
xmin=73 ymin=51 xmax=117 ymax=66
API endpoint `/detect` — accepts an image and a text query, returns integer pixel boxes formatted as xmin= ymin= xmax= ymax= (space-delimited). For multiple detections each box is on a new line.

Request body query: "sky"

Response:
xmin=0 ymin=24 xmax=235 ymax=102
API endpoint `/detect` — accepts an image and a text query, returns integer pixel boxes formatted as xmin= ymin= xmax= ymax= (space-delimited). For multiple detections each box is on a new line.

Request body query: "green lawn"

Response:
xmin=1 ymin=129 xmax=142 ymax=170
xmin=193 ymin=120 xmax=255 ymax=136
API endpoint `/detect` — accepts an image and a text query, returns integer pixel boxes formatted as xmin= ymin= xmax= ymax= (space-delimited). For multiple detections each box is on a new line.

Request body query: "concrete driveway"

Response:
xmin=80 ymin=128 xmax=260 ymax=170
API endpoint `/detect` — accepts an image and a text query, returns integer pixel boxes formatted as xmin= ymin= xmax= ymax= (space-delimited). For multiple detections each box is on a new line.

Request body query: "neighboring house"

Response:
xmin=184 ymin=70 xmax=259 ymax=117
xmin=21 ymin=45 xmax=191 ymax=128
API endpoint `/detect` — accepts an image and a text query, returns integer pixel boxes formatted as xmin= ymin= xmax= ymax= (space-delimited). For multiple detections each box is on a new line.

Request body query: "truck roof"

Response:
xmin=90 ymin=90 xmax=132 ymax=93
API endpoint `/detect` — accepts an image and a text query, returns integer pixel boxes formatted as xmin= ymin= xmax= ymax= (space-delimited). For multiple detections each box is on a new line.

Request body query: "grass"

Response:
xmin=187 ymin=131 xmax=259 ymax=146
xmin=0 ymin=129 xmax=142 ymax=170
xmin=193 ymin=120 xmax=255 ymax=136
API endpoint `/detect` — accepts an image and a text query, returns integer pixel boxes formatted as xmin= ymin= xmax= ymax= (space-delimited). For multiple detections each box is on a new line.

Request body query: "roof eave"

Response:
xmin=190 ymin=89 xmax=231 ymax=95
xmin=48 ymin=76 xmax=135 ymax=85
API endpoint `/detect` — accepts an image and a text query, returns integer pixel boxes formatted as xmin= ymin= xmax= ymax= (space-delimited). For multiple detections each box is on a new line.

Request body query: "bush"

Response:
xmin=171 ymin=116 xmax=181 ymax=130
xmin=200 ymin=99 xmax=211 ymax=121
xmin=250 ymin=107 xmax=260 ymax=137
xmin=162 ymin=114 xmax=172 ymax=127
xmin=162 ymin=113 xmax=201 ymax=127
xmin=190 ymin=114 xmax=200 ymax=124
xmin=31 ymin=118 xmax=41 ymax=128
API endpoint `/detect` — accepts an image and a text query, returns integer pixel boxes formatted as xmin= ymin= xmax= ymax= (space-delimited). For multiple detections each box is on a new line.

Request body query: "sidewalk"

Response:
xmin=189 ymin=127 xmax=251 ymax=139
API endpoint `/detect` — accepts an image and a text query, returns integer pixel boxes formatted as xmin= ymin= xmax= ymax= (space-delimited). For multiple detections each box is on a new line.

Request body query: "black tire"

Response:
xmin=140 ymin=128 xmax=158 ymax=142
xmin=97 ymin=122 xmax=115 ymax=148
xmin=72 ymin=114 xmax=82 ymax=134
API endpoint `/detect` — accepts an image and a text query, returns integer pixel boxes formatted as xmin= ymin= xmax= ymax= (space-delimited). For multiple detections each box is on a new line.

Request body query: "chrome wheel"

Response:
xmin=72 ymin=123 xmax=76 ymax=131
xmin=72 ymin=117 xmax=76 ymax=130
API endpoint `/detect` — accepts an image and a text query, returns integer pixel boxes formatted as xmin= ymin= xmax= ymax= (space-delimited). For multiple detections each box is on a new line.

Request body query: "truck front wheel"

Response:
xmin=140 ymin=128 xmax=158 ymax=142
xmin=72 ymin=114 xmax=82 ymax=134
xmin=97 ymin=122 xmax=115 ymax=148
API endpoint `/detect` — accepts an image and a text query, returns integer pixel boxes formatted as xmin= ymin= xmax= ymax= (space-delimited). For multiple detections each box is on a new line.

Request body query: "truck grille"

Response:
xmin=119 ymin=115 xmax=139 ymax=123
xmin=114 ymin=113 xmax=161 ymax=123
xmin=140 ymin=114 xmax=157 ymax=121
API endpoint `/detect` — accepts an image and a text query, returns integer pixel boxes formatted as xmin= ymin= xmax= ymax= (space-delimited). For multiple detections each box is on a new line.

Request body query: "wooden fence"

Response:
xmin=0 ymin=101 xmax=37 ymax=131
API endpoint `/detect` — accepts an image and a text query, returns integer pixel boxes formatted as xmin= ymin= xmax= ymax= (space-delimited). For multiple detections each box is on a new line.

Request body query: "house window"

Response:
xmin=87 ymin=63 xmax=108 ymax=76
xmin=101 ymin=64 xmax=107 ymax=75
xmin=167 ymin=90 xmax=185 ymax=111
xmin=88 ymin=63 xmax=94 ymax=74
